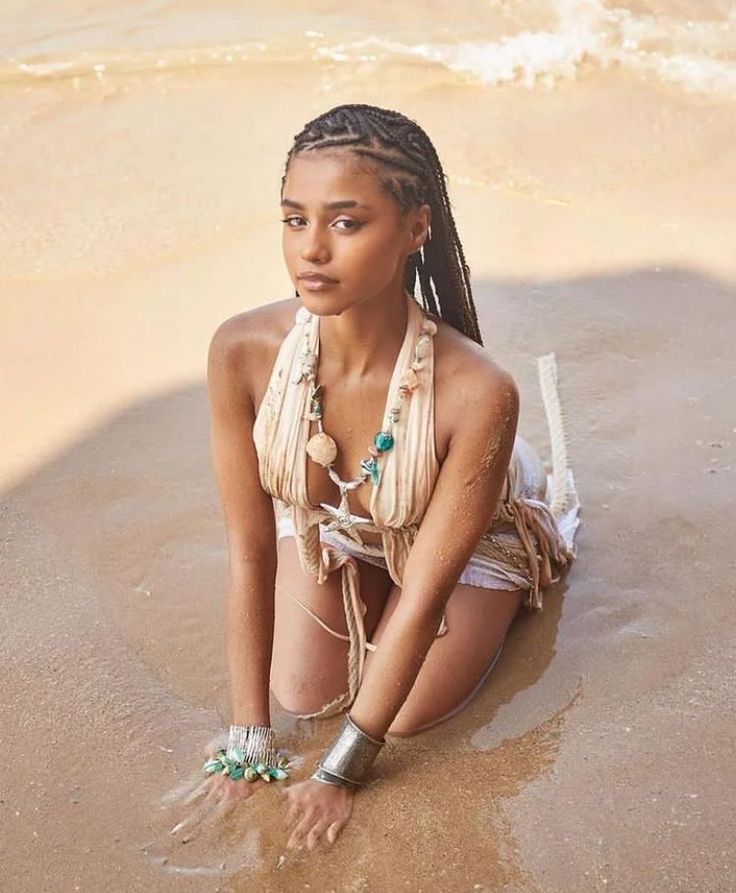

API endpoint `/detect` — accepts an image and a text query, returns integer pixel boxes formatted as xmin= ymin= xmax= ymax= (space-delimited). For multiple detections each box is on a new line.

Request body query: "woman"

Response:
xmin=199 ymin=103 xmax=580 ymax=852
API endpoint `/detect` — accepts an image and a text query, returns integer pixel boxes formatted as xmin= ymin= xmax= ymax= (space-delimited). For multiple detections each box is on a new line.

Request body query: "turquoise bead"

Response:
xmin=360 ymin=457 xmax=376 ymax=477
xmin=373 ymin=431 xmax=394 ymax=452
xmin=360 ymin=456 xmax=381 ymax=485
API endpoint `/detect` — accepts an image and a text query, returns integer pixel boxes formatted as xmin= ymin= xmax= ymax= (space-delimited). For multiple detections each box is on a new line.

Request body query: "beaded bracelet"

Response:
xmin=203 ymin=748 xmax=290 ymax=782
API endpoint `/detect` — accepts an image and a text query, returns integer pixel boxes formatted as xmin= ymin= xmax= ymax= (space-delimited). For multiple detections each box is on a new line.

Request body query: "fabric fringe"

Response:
xmin=506 ymin=498 xmax=573 ymax=610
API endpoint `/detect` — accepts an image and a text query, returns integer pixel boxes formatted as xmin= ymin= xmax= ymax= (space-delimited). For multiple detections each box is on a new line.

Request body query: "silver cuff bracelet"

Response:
xmin=312 ymin=714 xmax=385 ymax=788
xmin=311 ymin=766 xmax=361 ymax=790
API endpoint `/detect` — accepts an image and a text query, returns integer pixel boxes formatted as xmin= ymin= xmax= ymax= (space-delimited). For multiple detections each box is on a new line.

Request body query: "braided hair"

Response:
xmin=281 ymin=103 xmax=484 ymax=345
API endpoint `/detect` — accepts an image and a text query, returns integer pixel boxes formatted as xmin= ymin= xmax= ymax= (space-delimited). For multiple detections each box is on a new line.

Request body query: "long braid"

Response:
xmin=281 ymin=103 xmax=484 ymax=345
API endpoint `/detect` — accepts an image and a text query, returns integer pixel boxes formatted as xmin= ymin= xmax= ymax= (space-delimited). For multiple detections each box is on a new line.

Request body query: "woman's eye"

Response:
xmin=280 ymin=216 xmax=362 ymax=231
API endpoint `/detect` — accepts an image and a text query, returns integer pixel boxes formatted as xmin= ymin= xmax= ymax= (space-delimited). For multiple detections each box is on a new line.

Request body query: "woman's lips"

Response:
xmin=298 ymin=274 xmax=339 ymax=291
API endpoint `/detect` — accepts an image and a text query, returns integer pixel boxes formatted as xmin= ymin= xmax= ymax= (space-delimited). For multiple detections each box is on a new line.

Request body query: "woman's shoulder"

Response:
xmin=429 ymin=315 xmax=518 ymax=462
xmin=207 ymin=297 xmax=302 ymax=399
xmin=432 ymin=315 xmax=517 ymax=402
xmin=209 ymin=297 xmax=302 ymax=369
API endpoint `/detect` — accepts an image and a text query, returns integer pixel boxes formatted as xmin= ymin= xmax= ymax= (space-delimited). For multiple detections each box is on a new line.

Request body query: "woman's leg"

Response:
xmin=270 ymin=535 xmax=393 ymax=716
xmin=363 ymin=582 xmax=525 ymax=736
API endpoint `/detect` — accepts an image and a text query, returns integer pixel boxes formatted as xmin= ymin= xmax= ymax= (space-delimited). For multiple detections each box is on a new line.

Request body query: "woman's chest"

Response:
xmin=255 ymin=353 xmax=452 ymax=544
xmin=302 ymin=372 xmax=412 ymax=542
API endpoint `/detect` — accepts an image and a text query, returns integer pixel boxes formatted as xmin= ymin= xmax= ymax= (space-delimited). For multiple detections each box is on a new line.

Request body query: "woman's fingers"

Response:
xmin=282 ymin=794 xmax=303 ymax=830
xmin=170 ymin=777 xmax=241 ymax=837
xmin=286 ymin=809 xmax=319 ymax=850
xmin=170 ymin=800 xmax=210 ymax=839
xmin=282 ymin=806 xmax=300 ymax=830
xmin=203 ymin=779 xmax=224 ymax=806
xmin=214 ymin=797 xmax=239 ymax=823
xmin=289 ymin=813 xmax=344 ymax=852
xmin=181 ymin=780 xmax=211 ymax=807
xmin=305 ymin=816 xmax=333 ymax=852
xmin=325 ymin=820 xmax=343 ymax=845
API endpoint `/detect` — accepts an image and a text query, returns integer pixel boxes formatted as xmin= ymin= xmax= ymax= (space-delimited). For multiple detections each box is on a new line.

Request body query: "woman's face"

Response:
xmin=280 ymin=149 xmax=429 ymax=316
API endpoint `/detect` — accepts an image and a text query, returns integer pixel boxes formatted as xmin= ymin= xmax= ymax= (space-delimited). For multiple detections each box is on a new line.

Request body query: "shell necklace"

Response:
xmin=293 ymin=294 xmax=438 ymax=543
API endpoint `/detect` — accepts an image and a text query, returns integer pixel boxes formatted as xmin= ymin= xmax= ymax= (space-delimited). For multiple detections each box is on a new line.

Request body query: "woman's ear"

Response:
xmin=410 ymin=204 xmax=432 ymax=253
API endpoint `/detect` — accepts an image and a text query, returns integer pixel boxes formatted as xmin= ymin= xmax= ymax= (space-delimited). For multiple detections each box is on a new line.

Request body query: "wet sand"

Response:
xmin=2 ymin=47 xmax=736 ymax=893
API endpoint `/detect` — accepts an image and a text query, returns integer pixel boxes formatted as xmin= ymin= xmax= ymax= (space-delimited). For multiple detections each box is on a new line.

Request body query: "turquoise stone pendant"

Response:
xmin=373 ymin=431 xmax=394 ymax=452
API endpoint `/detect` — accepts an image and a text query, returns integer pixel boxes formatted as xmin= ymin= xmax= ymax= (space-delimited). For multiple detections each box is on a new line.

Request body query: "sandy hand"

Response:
xmin=282 ymin=778 xmax=354 ymax=852
xmin=167 ymin=771 xmax=268 ymax=841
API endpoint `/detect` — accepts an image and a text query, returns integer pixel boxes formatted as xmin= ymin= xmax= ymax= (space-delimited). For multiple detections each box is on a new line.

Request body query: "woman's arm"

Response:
xmin=207 ymin=316 xmax=278 ymax=727
xmin=281 ymin=356 xmax=519 ymax=854
xmin=348 ymin=359 xmax=520 ymax=741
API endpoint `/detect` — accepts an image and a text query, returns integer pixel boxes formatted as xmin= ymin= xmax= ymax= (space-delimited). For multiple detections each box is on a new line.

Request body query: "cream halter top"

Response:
xmin=253 ymin=292 xmax=441 ymax=582
xmin=252 ymin=292 xmax=444 ymax=716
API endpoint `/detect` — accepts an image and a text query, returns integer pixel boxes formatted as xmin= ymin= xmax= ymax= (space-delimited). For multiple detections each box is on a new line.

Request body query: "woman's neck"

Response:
xmin=317 ymin=287 xmax=410 ymax=379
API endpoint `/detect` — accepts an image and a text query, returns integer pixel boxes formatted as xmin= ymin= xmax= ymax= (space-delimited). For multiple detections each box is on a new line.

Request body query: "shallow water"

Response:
xmin=2 ymin=1 xmax=735 ymax=890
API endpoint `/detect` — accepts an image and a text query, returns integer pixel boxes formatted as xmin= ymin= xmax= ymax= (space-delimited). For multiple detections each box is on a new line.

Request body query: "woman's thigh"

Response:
xmin=270 ymin=535 xmax=393 ymax=716
xmin=364 ymin=582 xmax=525 ymax=737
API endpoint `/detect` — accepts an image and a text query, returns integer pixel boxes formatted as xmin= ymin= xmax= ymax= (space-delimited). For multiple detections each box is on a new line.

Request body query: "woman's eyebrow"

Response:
xmin=280 ymin=198 xmax=371 ymax=210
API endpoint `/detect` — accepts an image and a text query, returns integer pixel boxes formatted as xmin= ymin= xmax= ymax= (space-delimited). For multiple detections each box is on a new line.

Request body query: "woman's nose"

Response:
xmin=299 ymin=226 xmax=330 ymax=263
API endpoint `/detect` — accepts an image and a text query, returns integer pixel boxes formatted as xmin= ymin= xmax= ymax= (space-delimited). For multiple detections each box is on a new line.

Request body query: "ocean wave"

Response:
xmin=1 ymin=0 xmax=734 ymax=99
xmin=317 ymin=2 xmax=736 ymax=98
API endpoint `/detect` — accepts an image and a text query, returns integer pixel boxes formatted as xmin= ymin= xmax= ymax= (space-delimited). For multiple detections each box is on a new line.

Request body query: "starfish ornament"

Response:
xmin=319 ymin=488 xmax=373 ymax=544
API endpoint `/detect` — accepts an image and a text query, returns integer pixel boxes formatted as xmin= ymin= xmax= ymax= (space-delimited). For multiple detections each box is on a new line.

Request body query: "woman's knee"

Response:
xmin=270 ymin=646 xmax=350 ymax=715
xmin=270 ymin=623 xmax=350 ymax=715
xmin=270 ymin=537 xmax=392 ymax=716
xmin=271 ymin=683 xmax=340 ymax=717
xmin=386 ymin=712 xmax=434 ymax=738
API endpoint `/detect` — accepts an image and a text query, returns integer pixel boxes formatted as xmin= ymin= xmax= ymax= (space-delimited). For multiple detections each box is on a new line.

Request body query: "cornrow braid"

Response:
xmin=281 ymin=103 xmax=484 ymax=345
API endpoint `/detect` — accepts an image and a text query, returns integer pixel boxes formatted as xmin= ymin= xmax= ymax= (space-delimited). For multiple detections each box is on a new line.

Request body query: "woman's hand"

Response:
xmin=169 ymin=771 xmax=268 ymax=839
xmin=282 ymin=779 xmax=354 ymax=851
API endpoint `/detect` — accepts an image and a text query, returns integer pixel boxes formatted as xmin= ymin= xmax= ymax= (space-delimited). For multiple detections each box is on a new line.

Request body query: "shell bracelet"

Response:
xmin=203 ymin=749 xmax=290 ymax=783
xmin=203 ymin=724 xmax=290 ymax=783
